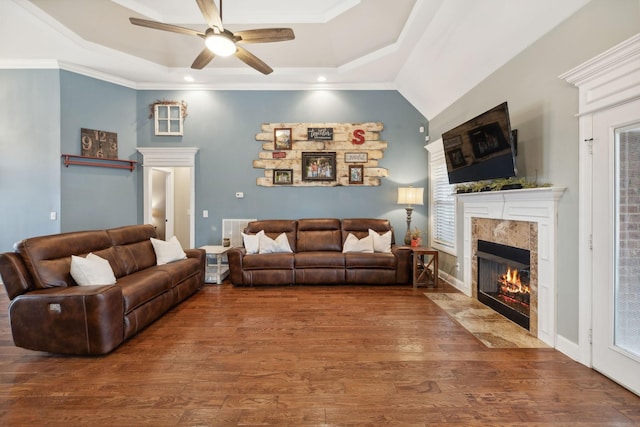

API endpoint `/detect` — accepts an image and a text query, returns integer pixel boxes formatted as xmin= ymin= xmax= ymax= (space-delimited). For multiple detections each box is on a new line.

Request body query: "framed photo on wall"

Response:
xmin=349 ymin=165 xmax=364 ymax=184
xmin=274 ymin=128 xmax=292 ymax=150
xmin=302 ymin=152 xmax=336 ymax=181
xmin=273 ymin=169 xmax=293 ymax=185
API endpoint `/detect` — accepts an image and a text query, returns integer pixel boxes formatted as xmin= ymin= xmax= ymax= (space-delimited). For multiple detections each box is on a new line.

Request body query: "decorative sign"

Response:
xmin=272 ymin=151 xmax=287 ymax=159
xmin=351 ymin=129 xmax=365 ymax=145
xmin=345 ymin=152 xmax=368 ymax=163
xmin=307 ymin=127 xmax=334 ymax=141
xmin=81 ymin=128 xmax=118 ymax=158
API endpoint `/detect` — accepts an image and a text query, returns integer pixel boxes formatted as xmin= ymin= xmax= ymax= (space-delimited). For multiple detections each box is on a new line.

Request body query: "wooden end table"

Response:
xmin=199 ymin=245 xmax=233 ymax=284
xmin=411 ymin=246 xmax=439 ymax=288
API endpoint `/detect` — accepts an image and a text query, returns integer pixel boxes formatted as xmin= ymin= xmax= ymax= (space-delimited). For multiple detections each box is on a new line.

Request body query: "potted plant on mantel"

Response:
xmin=410 ymin=228 xmax=422 ymax=247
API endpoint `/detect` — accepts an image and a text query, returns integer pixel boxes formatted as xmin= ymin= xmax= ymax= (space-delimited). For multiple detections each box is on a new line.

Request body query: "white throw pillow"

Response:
xmin=150 ymin=236 xmax=187 ymax=265
xmin=369 ymin=229 xmax=392 ymax=253
xmin=70 ymin=253 xmax=117 ymax=286
xmin=242 ymin=230 xmax=264 ymax=254
xmin=342 ymin=233 xmax=374 ymax=253
xmin=258 ymin=232 xmax=293 ymax=254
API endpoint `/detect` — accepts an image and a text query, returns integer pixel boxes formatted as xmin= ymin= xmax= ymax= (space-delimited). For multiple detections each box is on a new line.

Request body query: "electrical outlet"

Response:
xmin=235 ymin=192 xmax=244 ymax=199
xmin=455 ymin=262 xmax=460 ymax=271
xmin=203 ymin=210 xmax=208 ymax=218
xmin=50 ymin=211 xmax=57 ymax=221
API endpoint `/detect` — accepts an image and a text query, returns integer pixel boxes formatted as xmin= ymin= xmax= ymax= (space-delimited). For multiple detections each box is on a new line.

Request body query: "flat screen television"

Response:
xmin=442 ymin=102 xmax=517 ymax=184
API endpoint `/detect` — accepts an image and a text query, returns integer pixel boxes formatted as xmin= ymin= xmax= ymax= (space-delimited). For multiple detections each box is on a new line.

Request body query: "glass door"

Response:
xmin=592 ymin=99 xmax=640 ymax=396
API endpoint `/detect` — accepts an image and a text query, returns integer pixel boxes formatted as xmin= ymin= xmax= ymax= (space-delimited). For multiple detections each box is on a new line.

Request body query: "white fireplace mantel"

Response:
xmin=456 ymin=187 xmax=565 ymax=346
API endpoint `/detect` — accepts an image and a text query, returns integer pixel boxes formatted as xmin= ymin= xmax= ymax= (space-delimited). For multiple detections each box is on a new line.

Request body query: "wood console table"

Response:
xmin=410 ymin=246 xmax=439 ymax=288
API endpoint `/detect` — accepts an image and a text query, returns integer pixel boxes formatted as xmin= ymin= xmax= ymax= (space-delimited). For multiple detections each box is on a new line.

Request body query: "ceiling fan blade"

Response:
xmin=196 ymin=0 xmax=224 ymax=30
xmin=129 ymin=17 xmax=204 ymax=37
xmin=235 ymin=28 xmax=295 ymax=44
xmin=191 ymin=48 xmax=216 ymax=69
xmin=235 ymin=46 xmax=273 ymax=75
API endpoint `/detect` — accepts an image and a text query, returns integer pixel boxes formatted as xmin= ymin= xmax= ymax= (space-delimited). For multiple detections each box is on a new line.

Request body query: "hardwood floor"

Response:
xmin=1 ymin=281 xmax=639 ymax=426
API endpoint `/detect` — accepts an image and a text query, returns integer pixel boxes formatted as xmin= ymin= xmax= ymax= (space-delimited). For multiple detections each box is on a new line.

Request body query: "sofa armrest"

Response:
xmin=227 ymin=247 xmax=246 ymax=285
xmin=9 ymin=285 xmax=124 ymax=355
xmin=392 ymin=245 xmax=412 ymax=284
xmin=0 ymin=252 xmax=33 ymax=300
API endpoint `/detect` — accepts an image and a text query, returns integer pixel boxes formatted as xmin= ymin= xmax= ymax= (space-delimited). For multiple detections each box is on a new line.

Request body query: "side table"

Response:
xmin=411 ymin=246 xmax=439 ymax=288
xmin=199 ymin=245 xmax=233 ymax=284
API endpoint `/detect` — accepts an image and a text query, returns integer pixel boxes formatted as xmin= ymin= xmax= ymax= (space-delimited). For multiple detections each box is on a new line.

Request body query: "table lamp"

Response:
xmin=397 ymin=186 xmax=424 ymax=245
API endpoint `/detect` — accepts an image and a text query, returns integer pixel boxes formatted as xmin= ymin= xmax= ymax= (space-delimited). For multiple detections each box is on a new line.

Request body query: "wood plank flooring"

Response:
xmin=1 ymin=281 xmax=639 ymax=426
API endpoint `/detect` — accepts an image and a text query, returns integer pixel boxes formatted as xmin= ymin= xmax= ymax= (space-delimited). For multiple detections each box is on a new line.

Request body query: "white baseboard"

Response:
xmin=438 ymin=270 xmax=469 ymax=296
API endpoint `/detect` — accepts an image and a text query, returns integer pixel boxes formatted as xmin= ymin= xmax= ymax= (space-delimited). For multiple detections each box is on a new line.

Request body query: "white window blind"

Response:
xmin=428 ymin=141 xmax=456 ymax=253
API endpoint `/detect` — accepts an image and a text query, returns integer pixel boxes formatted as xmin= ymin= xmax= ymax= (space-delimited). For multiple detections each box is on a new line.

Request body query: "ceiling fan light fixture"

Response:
xmin=205 ymin=33 xmax=236 ymax=57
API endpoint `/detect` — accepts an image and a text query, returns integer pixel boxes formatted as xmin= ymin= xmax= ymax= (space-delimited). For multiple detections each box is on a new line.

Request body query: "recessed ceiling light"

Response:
xmin=317 ymin=76 xmax=327 ymax=82
xmin=184 ymin=75 xmax=195 ymax=82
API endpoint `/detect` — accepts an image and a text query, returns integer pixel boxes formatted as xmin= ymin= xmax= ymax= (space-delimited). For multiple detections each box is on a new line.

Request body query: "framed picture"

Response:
xmin=274 ymin=128 xmax=292 ymax=150
xmin=345 ymin=152 xmax=368 ymax=163
xmin=349 ymin=165 xmax=364 ymax=184
xmin=302 ymin=152 xmax=336 ymax=181
xmin=273 ymin=169 xmax=293 ymax=185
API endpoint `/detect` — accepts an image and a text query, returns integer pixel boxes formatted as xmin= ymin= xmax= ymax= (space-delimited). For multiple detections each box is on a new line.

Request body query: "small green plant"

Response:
xmin=410 ymin=227 xmax=422 ymax=239
xmin=455 ymin=177 xmax=551 ymax=193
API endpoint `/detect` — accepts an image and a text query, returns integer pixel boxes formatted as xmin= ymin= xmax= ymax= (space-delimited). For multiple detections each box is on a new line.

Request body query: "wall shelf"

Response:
xmin=61 ymin=154 xmax=137 ymax=171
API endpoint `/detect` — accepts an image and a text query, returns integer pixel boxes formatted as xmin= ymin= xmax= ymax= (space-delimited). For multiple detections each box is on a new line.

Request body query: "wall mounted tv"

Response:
xmin=442 ymin=102 xmax=517 ymax=184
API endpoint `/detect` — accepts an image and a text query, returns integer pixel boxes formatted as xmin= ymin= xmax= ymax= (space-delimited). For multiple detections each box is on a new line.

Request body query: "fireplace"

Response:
xmin=476 ymin=240 xmax=531 ymax=330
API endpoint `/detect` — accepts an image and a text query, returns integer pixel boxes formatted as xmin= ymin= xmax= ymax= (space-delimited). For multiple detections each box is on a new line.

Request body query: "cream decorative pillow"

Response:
xmin=70 ymin=253 xmax=117 ymax=286
xmin=369 ymin=229 xmax=392 ymax=253
xmin=242 ymin=230 xmax=264 ymax=254
xmin=150 ymin=236 xmax=187 ymax=265
xmin=342 ymin=233 xmax=374 ymax=253
xmin=258 ymin=232 xmax=293 ymax=254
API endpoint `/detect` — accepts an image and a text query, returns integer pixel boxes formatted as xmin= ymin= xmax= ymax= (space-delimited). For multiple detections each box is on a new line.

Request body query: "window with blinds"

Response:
xmin=429 ymin=146 xmax=456 ymax=253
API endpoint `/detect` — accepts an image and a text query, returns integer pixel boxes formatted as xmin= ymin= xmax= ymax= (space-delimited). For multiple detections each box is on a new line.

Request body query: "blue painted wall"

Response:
xmin=0 ymin=71 xmax=429 ymax=252
xmin=0 ymin=69 xmax=61 ymax=251
xmin=60 ymin=71 xmax=138 ymax=231
xmin=136 ymin=90 xmax=429 ymax=246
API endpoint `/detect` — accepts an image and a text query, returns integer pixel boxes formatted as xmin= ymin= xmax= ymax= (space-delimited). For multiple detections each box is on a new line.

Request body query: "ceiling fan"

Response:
xmin=129 ymin=0 xmax=295 ymax=74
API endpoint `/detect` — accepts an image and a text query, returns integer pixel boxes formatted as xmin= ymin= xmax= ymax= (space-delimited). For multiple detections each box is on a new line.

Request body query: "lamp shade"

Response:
xmin=397 ymin=187 xmax=424 ymax=206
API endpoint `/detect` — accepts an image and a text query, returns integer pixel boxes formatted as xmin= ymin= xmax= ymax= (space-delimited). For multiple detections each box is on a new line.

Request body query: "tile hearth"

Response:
xmin=425 ymin=292 xmax=547 ymax=348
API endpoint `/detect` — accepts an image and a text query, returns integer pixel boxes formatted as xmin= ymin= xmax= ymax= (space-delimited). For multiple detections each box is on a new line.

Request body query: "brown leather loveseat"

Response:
xmin=227 ymin=218 xmax=411 ymax=286
xmin=0 ymin=224 xmax=205 ymax=355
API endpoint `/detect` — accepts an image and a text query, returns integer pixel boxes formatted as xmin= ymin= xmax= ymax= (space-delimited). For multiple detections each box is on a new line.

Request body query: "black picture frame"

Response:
xmin=349 ymin=165 xmax=364 ymax=184
xmin=273 ymin=169 xmax=293 ymax=185
xmin=302 ymin=152 xmax=336 ymax=181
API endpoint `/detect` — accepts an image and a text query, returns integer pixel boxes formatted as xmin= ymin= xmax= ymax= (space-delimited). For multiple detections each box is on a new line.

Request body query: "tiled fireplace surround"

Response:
xmin=457 ymin=187 xmax=565 ymax=347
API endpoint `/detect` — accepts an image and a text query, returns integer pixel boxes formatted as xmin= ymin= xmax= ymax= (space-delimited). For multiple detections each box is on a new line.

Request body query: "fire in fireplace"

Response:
xmin=476 ymin=240 xmax=531 ymax=330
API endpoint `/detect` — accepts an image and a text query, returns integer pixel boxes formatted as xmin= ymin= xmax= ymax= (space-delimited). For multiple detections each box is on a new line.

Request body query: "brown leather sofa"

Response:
xmin=0 ymin=224 xmax=205 ymax=355
xmin=227 ymin=218 xmax=411 ymax=286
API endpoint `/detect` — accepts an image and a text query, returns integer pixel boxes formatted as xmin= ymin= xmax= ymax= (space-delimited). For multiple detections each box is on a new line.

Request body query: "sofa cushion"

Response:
xmin=242 ymin=253 xmax=294 ymax=270
xmin=245 ymin=220 xmax=297 ymax=252
xmin=259 ymin=232 xmax=293 ymax=254
xmin=150 ymin=236 xmax=187 ymax=265
xmin=108 ymin=224 xmax=158 ymax=276
xmin=295 ymin=252 xmax=345 ymax=268
xmin=17 ymin=230 xmax=113 ymax=289
xmin=155 ymin=257 xmax=202 ymax=287
xmin=70 ymin=253 xmax=117 ymax=286
xmin=342 ymin=233 xmax=374 ymax=253
xmin=242 ymin=230 xmax=264 ymax=254
xmin=369 ymin=229 xmax=392 ymax=253
xmin=115 ymin=268 xmax=173 ymax=314
xmin=345 ymin=252 xmax=397 ymax=269
xmin=342 ymin=218 xmax=394 ymax=245
xmin=297 ymin=219 xmax=342 ymax=252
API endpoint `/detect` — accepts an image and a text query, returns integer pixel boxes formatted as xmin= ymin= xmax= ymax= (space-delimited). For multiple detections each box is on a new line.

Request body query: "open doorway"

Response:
xmin=138 ymin=147 xmax=199 ymax=248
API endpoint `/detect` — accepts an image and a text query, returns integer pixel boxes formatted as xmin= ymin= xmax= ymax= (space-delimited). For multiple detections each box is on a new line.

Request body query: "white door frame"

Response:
xmin=150 ymin=167 xmax=174 ymax=240
xmin=561 ymin=34 xmax=640 ymax=367
xmin=137 ymin=147 xmax=199 ymax=247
